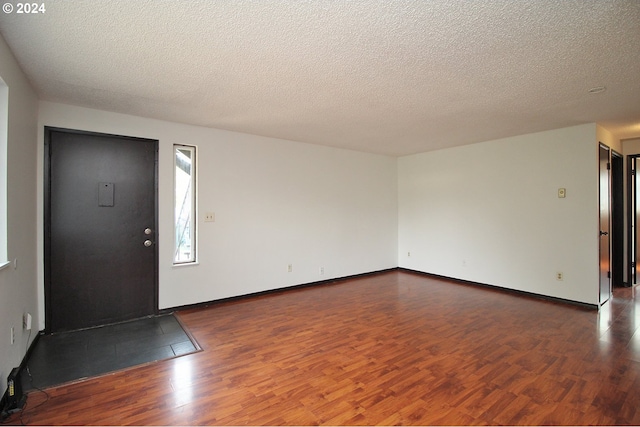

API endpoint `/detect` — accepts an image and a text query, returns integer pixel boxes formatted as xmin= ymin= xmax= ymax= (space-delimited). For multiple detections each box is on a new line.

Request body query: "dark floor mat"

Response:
xmin=22 ymin=314 xmax=199 ymax=391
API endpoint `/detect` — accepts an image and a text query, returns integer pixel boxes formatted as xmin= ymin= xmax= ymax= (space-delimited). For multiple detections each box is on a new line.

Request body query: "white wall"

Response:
xmin=0 ymin=37 xmax=39 ymax=392
xmin=35 ymin=103 xmax=603 ymax=329
xmin=398 ymin=124 xmax=600 ymax=305
xmin=37 ymin=102 xmax=398 ymax=321
xmin=623 ymin=137 xmax=640 ymax=155
xmin=597 ymin=124 xmax=622 ymax=154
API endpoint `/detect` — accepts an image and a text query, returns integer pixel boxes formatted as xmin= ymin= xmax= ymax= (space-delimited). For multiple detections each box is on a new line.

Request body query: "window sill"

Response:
xmin=172 ymin=261 xmax=199 ymax=268
xmin=0 ymin=260 xmax=11 ymax=271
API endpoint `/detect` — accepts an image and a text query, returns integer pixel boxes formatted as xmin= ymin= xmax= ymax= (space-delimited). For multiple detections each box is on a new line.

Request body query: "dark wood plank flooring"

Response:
xmin=11 ymin=271 xmax=640 ymax=425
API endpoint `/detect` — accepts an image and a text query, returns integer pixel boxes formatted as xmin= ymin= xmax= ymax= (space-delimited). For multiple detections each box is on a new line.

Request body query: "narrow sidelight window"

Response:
xmin=0 ymin=77 xmax=8 ymax=269
xmin=174 ymin=145 xmax=196 ymax=264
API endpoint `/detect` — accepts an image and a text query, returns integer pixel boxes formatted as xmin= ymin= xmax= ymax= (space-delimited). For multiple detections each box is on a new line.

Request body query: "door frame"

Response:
xmin=43 ymin=127 xmax=159 ymax=333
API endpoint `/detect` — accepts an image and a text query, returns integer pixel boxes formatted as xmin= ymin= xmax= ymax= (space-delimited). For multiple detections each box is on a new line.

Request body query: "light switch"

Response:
xmin=558 ymin=188 xmax=566 ymax=198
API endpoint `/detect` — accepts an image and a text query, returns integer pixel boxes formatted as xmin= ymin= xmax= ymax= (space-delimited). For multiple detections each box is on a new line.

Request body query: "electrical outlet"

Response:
xmin=319 ymin=267 xmax=324 ymax=275
xmin=557 ymin=272 xmax=564 ymax=281
xmin=407 ymin=251 xmax=411 ymax=257
xmin=204 ymin=212 xmax=215 ymax=222
xmin=287 ymin=264 xmax=292 ymax=273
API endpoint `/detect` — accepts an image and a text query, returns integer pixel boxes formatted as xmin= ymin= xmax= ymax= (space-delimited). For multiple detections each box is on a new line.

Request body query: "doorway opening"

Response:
xmin=627 ymin=154 xmax=640 ymax=287
xmin=611 ymin=150 xmax=624 ymax=288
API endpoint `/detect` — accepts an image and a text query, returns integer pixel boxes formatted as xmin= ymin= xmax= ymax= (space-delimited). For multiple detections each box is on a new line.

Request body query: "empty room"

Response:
xmin=1 ymin=1 xmax=640 ymax=425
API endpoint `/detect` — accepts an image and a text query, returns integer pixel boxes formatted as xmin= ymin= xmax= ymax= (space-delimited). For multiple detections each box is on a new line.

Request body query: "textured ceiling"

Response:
xmin=1 ymin=0 xmax=639 ymax=156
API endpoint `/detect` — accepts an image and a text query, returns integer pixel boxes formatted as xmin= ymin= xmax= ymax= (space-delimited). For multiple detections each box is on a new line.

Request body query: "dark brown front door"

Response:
xmin=45 ymin=128 xmax=158 ymax=333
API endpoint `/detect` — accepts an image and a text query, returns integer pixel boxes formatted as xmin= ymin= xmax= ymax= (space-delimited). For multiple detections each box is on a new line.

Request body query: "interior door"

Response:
xmin=599 ymin=144 xmax=611 ymax=305
xmin=630 ymin=157 xmax=636 ymax=285
xmin=45 ymin=128 xmax=158 ymax=333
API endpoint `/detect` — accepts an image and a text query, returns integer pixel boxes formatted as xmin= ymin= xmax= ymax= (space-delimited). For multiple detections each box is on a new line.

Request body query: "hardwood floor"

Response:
xmin=11 ymin=271 xmax=640 ymax=425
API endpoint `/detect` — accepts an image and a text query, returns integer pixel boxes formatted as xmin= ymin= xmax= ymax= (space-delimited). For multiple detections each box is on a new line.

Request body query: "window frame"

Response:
xmin=173 ymin=144 xmax=197 ymax=265
xmin=0 ymin=77 xmax=8 ymax=270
